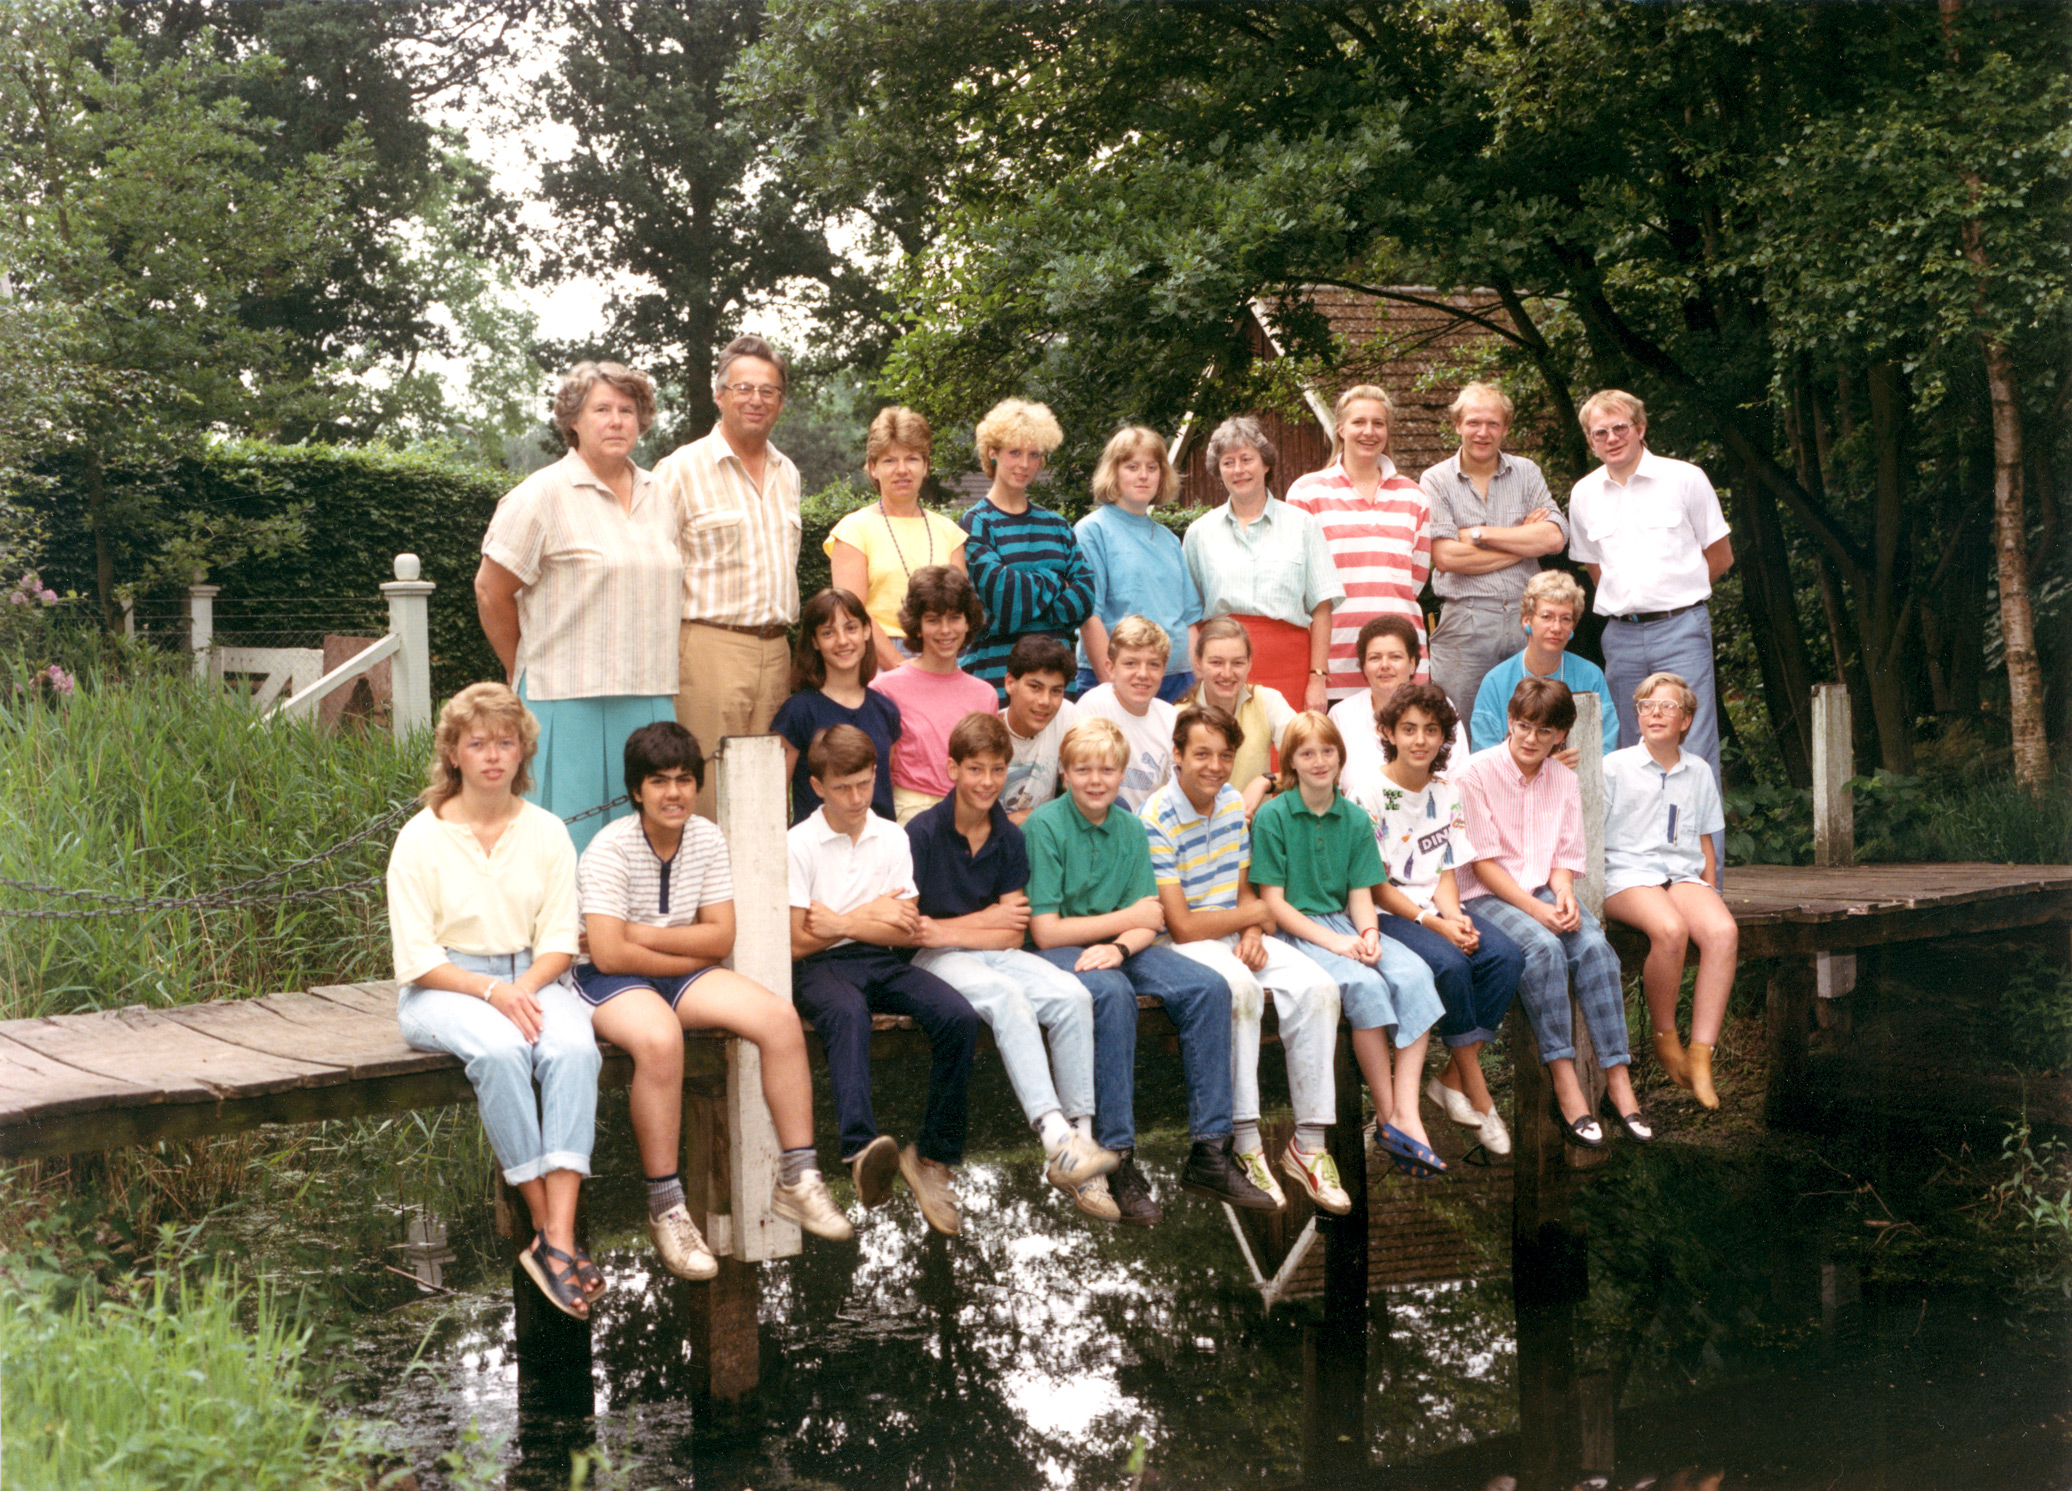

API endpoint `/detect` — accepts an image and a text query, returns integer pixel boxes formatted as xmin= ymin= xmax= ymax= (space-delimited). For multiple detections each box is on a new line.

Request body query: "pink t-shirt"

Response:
xmin=1452 ymin=745 xmax=1586 ymax=902
xmin=869 ymin=664 xmax=999 ymax=796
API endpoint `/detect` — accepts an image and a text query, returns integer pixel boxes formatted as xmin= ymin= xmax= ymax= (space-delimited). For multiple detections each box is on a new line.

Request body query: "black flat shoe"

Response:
xmin=1551 ymin=1095 xmax=1605 ymax=1148
xmin=1599 ymin=1093 xmax=1654 ymax=1144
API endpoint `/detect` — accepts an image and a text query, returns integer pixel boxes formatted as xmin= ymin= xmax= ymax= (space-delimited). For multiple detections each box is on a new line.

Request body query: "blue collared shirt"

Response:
xmin=905 ymin=795 xmax=1028 ymax=920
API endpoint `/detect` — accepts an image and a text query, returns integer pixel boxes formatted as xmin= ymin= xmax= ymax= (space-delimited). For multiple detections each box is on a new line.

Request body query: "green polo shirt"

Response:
xmin=1024 ymin=793 xmax=1158 ymax=920
xmin=1249 ymin=788 xmax=1386 ymax=917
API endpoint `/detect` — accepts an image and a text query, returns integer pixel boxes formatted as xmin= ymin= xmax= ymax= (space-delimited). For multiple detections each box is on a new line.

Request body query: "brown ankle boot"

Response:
xmin=1688 ymin=1042 xmax=1719 ymax=1109
xmin=1653 ymin=1028 xmax=1691 ymax=1088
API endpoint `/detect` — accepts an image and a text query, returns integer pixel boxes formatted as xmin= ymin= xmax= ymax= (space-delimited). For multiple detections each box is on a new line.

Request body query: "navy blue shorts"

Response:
xmin=571 ymin=964 xmax=720 ymax=1008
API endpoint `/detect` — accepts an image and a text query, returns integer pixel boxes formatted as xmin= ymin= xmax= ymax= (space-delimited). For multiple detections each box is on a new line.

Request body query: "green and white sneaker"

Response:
xmin=1279 ymin=1140 xmax=1352 ymax=1215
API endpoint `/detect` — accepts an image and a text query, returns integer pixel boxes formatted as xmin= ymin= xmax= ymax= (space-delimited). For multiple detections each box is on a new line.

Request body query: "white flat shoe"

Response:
xmin=1426 ymin=1076 xmax=1481 ymax=1128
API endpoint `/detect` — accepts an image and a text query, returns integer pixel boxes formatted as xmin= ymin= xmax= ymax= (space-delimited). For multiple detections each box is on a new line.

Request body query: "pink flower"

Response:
xmin=43 ymin=665 xmax=74 ymax=696
xmin=7 ymin=592 xmax=24 ymax=605
xmin=39 ymin=590 xmax=56 ymax=605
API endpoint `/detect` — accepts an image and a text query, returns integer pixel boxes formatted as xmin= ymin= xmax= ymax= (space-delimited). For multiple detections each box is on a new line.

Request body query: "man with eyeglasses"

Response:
xmin=654 ymin=334 xmax=802 ymax=817
xmin=1566 ymin=389 xmax=1732 ymax=881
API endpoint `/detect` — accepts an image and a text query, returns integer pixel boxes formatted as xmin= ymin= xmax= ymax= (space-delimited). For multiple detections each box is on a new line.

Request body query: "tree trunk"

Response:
xmin=86 ymin=444 xmax=116 ymax=631
xmin=1723 ymin=445 xmax=1814 ymax=786
xmin=1859 ymin=362 xmax=1915 ymax=775
xmin=1980 ymin=335 xmax=2049 ymax=788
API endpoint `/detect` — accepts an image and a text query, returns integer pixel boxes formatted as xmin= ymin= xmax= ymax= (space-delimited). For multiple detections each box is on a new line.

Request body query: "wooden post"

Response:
xmin=379 ymin=554 xmax=435 ymax=737
xmin=1302 ymin=1033 xmax=1370 ymax=1483
xmin=1765 ymin=956 xmax=1818 ymax=1128
xmin=1813 ymin=682 xmax=1854 ymax=868
xmin=1573 ymin=691 xmax=1607 ymax=921
xmin=188 ymin=581 xmax=219 ymax=681
xmin=711 ymin=732 xmax=799 ymax=1265
xmin=120 ymin=597 xmax=135 ymax=638
xmin=494 ymin=1173 xmax=594 ymax=1400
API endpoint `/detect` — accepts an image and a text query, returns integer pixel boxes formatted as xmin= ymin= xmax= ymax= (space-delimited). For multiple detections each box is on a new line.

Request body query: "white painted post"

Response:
xmin=1813 ymin=683 xmax=1854 ymax=868
xmin=188 ymin=582 xmax=219 ymax=681
xmin=120 ymin=598 xmax=135 ymax=638
xmin=1573 ymin=691 xmax=1607 ymax=920
xmin=713 ymin=733 xmax=801 ymax=1262
xmin=379 ymin=554 xmax=435 ymax=738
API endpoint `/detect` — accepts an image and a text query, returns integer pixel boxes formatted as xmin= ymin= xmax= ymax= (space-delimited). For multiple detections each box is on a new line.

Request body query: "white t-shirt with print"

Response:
xmin=1002 ymin=697 xmax=1080 ymax=816
xmin=1346 ymin=772 xmax=1480 ymax=912
xmin=1076 ymin=685 xmax=1177 ymax=813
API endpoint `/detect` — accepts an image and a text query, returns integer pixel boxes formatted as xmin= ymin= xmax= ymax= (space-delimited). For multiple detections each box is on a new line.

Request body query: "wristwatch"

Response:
xmin=1470 ymin=525 xmax=1486 ymax=546
xmin=1310 ymin=668 xmax=1330 ymax=677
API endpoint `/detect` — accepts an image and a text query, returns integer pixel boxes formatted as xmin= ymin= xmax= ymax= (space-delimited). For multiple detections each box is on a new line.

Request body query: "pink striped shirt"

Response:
xmin=1452 ymin=745 xmax=1586 ymax=902
xmin=1286 ymin=457 xmax=1430 ymax=699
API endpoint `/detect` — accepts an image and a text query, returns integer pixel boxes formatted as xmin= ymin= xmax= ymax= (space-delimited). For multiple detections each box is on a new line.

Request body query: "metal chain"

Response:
xmin=0 ymin=794 xmax=633 ymax=922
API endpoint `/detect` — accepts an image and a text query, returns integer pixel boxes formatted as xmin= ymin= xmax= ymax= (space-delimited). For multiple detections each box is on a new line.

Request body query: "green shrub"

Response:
xmin=1982 ymin=955 xmax=2072 ymax=1076
xmin=0 ymin=1266 xmax=383 ymax=1491
xmin=0 ymin=664 xmax=415 ymax=1017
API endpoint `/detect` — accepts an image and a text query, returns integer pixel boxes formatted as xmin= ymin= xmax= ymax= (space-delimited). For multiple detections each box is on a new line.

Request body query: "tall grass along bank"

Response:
xmin=0 ymin=668 xmax=418 ymax=1019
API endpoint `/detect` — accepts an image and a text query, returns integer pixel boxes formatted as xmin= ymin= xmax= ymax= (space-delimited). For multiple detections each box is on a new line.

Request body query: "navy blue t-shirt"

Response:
xmin=905 ymin=796 xmax=1029 ymax=919
xmin=771 ymin=687 xmax=903 ymax=825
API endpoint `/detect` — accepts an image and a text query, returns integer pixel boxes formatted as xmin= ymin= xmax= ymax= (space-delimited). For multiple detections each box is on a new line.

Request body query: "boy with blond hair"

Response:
xmin=1024 ymin=717 xmax=1274 ymax=1225
xmin=1074 ymin=615 xmax=1178 ymax=812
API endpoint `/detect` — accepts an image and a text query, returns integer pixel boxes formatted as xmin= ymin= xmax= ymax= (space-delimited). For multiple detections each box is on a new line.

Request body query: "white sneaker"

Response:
xmin=1235 ymin=1146 xmax=1287 ymax=1209
xmin=1045 ymin=1130 xmax=1120 ymax=1189
xmin=1059 ymin=1170 xmax=1122 ymax=1223
xmin=771 ymin=1170 xmax=855 ymax=1242
xmin=1278 ymin=1140 xmax=1353 ymax=1216
xmin=648 ymin=1203 xmax=719 ymax=1281
xmin=1477 ymin=1105 xmax=1512 ymax=1157
xmin=1426 ymin=1076 xmax=1481 ymax=1128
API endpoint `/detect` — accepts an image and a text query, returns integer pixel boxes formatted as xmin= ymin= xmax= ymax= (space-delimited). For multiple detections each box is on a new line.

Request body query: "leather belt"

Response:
xmin=1610 ymin=601 xmax=1703 ymax=626
xmin=687 ymin=618 xmax=789 ymax=641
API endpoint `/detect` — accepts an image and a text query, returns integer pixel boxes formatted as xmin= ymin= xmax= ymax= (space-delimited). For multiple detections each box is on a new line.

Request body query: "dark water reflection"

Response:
xmin=319 ymin=1057 xmax=2072 ymax=1490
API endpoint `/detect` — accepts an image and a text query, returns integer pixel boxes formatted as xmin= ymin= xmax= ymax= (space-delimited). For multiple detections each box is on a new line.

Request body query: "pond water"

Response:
xmin=300 ymin=1052 xmax=2071 ymax=1491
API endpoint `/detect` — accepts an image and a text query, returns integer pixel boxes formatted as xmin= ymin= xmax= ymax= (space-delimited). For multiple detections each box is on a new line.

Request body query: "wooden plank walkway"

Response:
xmin=1 ymin=862 xmax=2067 ymax=1163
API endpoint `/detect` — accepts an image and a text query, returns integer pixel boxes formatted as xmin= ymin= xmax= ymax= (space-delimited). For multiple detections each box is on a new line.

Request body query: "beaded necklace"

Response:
xmin=877 ymin=500 xmax=935 ymax=578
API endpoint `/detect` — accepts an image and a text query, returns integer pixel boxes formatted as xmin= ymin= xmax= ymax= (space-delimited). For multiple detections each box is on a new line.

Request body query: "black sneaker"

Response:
xmin=1108 ymin=1149 xmax=1164 ymax=1228
xmin=1180 ymin=1136 xmax=1280 ymax=1211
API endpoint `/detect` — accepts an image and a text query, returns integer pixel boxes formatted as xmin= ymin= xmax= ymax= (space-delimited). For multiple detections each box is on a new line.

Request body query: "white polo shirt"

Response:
xmin=1602 ymin=744 xmax=1725 ymax=896
xmin=1568 ymin=449 xmax=1731 ymax=617
xmin=786 ymin=807 xmax=918 ymax=949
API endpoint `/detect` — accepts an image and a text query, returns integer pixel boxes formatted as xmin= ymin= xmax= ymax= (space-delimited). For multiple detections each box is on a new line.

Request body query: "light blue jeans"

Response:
xmin=396 ymin=950 xmax=600 ymax=1184
xmin=910 ymin=946 xmax=1097 ymax=1126
xmin=1276 ymin=911 xmax=1443 ymax=1048
xmin=1602 ymin=605 xmax=1723 ymax=881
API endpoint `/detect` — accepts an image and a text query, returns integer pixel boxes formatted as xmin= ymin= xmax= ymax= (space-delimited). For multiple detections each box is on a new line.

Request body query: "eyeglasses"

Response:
xmin=722 ymin=382 xmax=783 ymax=401
xmin=1587 ymin=422 xmax=1635 ymax=442
xmin=1636 ymin=700 xmax=1687 ymax=717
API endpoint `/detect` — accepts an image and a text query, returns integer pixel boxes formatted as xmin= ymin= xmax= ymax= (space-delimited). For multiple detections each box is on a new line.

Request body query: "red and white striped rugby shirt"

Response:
xmin=1286 ymin=457 xmax=1431 ymax=700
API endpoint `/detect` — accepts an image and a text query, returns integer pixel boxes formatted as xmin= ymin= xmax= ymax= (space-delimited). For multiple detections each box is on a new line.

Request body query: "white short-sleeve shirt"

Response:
xmin=1346 ymin=774 xmax=1479 ymax=912
xmin=1075 ymin=685 xmax=1177 ymax=812
xmin=787 ymin=808 xmax=919 ymax=950
xmin=575 ymin=814 xmax=733 ymax=967
xmin=1568 ymin=450 xmax=1731 ymax=617
xmin=1602 ymin=744 xmax=1725 ymax=896
xmin=1003 ymin=698 xmax=1080 ymax=816
xmin=386 ymin=802 xmax=580 ymax=986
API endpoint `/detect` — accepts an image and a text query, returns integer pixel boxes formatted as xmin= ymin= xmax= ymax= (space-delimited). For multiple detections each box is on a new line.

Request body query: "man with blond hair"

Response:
xmin=654 ymin=334 xmax=800 ymax=817
xmin=1423 ymin=382 xmax=1568 ymax=720
xmin=1566 ymin=389 xmax=1732 ymax=879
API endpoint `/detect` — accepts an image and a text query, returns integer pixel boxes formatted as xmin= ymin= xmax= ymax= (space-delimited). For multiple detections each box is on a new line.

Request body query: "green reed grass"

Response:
xmin=0 ymin=665 xmax=422 ymax=1018
xmin=0 ymin=1265 xmax=388 ymax=1491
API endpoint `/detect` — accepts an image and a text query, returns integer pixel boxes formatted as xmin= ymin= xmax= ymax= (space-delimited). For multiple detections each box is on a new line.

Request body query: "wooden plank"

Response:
xmin=163 ymin=993 xmax=440 ymax=1082
xmin=0 ymin=1032 xmax=156 ymax=1121
xmin=0 ymin=1007 xmax=337 ymax=1105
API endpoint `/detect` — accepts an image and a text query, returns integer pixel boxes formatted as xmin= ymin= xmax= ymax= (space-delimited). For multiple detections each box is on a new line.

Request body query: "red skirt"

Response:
xmin=1234 ymin=614 xmax=1313 ymax=713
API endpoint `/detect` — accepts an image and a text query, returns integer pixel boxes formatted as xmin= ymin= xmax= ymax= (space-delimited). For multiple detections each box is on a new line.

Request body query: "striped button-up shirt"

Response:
xmin=1452 ymin=745 xmax=1586 ymax=902
xmin=1140 ymin=778 xmax=1249 ymax=912
xmin=1287 ymin=456 xmax=1430 ymax=699
xmin=1420 ymin=451 xmax=1566 ymax=605
xmin=479 ymin=451 xmax=682 ymax=700
xmin=1181 ymin=498 xmax=1345 ymax=630
xmin=653 ymin=426 xmax=802 ymax=629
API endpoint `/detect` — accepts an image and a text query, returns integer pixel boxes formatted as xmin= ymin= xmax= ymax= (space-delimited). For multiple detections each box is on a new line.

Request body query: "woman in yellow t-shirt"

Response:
xmin=826 ymin=407 xmax=969 ymax=672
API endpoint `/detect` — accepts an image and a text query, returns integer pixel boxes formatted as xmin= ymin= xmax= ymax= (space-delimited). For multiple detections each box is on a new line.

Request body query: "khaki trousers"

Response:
xmin=675 ymin=620 xmax=791 ymax=819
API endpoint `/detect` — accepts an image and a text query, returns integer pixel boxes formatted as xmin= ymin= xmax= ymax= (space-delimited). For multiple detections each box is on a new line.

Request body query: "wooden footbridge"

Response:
xmin=3 ymin=711 xmax=2069 ymax=1418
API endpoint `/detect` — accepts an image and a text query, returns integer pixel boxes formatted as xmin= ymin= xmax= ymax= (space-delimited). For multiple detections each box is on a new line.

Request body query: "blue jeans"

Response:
xmin=397 ymin=950 xmax=600 ymax=1185
xmin=793 ymin=946 xmax=980 ymax=1167
xmin=1465 ymin=890 xmax=1629 ymax=1067
xmin=1073 ymin=668 xmax=1196 ymax=704
xmin=1375 ymin=912 xmax=1525 ymax=1048
xmin=911 ymin=946 xmax=1097 ymax=1125
xmin=1602 ymin=606 xmax=1723 ymax=880
xmin=1033 ymin=943 xmax=1233 ymax=1151
xmin=1275 ymin=911 xmax=1443 ymax=1047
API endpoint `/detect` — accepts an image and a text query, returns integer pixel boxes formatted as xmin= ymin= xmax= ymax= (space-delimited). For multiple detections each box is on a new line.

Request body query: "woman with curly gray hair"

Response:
xmin=1181 ymin=415 xmax=1344 ymax=711
xmin=475 ymin=361 xmax=680 ymax=853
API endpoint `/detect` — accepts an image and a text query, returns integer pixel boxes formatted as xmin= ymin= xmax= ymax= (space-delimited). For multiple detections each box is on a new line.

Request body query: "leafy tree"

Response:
xmin=531 ymin=0 xmax=891 ymax=446
xmin=0 ymin=0 xmax=366 ymax=622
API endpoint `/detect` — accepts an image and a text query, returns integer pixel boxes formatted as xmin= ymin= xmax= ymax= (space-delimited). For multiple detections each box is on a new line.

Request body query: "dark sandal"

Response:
xmin=519 ymin=1234 xmax=590 ymax=1319
xmin=572 ymin=1245 xmax=608 ymax=1301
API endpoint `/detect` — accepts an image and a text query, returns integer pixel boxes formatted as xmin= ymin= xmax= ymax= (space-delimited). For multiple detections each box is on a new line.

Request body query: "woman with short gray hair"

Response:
xmin=474 ymin=361 xmax=681 ymax=852
xmin=1181 ymin=416 xmax=1343 ymax=711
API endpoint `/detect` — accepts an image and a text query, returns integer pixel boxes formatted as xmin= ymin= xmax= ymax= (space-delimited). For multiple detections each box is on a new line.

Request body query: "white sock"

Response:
xmin=1073 ymin=1115 xmax=1094 ymax=1140
xmin=1036 ymin=1110 xmax=1074 ymax=1154
xmin=1232 ymin=1119 xmax=1264 ymax=1155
